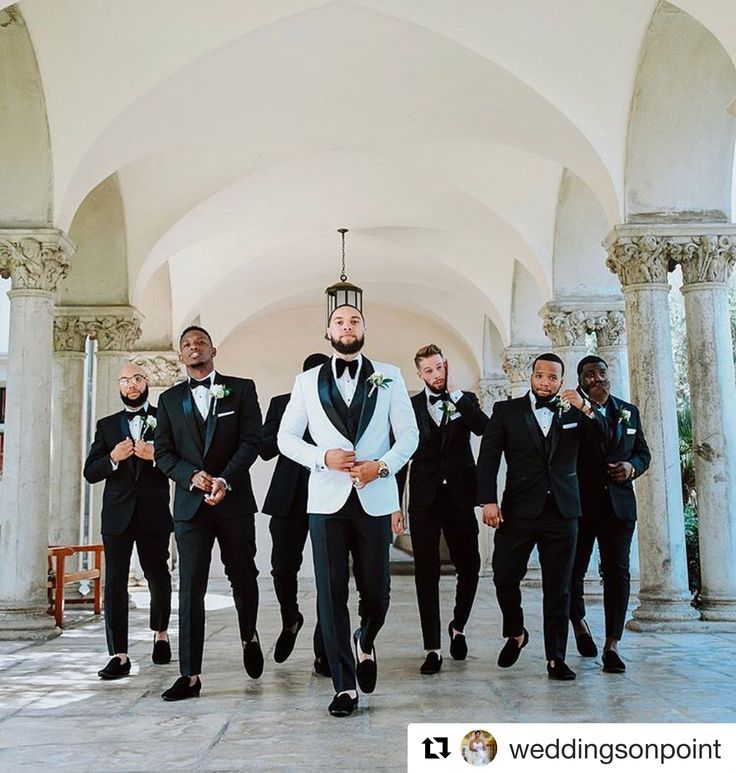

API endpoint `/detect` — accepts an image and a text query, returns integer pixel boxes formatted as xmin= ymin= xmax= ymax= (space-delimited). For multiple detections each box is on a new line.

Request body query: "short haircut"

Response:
xmin=577 ymin=354 xmax=608 ymax=378
xmin=414 ymin=343 xmax=443 ymax=370
xmin=532 ymin=352 xmax=565 ymax=377
xmin=179 ymin=325 xmax=213 ymax=346
xmin=303 ymin=352 xmax=330 ymax=372
xmin=328 ymin=304 xmax=364 ymax=325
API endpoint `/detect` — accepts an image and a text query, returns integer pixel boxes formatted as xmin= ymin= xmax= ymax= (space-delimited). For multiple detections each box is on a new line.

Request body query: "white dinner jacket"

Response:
xmin=277 ymin=358 xmax=418 ymax=515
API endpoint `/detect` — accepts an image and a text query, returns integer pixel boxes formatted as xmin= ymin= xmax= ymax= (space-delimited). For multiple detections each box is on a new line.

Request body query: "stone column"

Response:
xmin=0 ymin=230 xmax=75 ymax=639
xmin=604 ymin=226 xmax=699 ymax=627
xmin=501 ymin=346 xmax=538 ymax=398
xmin=669 ymin=229 xmax=736 ymax=622
xmin=49 ymin=312 xmax=89 ymax=547
xmin=86 ymin=309 xmax=142 ymax=543
xmin=595 ymin=309 xmax=630 ymax=401
xmin=477 ymin=375 xmax=511 ymax=576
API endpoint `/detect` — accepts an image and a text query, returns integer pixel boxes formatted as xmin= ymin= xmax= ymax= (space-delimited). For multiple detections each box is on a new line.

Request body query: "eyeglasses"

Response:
xmin=118 ymin=375 xmax=148 ymax=387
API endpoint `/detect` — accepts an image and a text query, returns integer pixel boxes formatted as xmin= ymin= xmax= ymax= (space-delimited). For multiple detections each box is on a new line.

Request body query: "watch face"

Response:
xmin=379 ymin=467 xmax=390 ymax=478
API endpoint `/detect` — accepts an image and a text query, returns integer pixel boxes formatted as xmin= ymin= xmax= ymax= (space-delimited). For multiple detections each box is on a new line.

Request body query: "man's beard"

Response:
xmin=426 ymin=379 xmax=447 ymax=395
xmin=330 ymin=333 xmax=365 ymax=355
xmin=121 ymin=385 xmax=149 ymax=408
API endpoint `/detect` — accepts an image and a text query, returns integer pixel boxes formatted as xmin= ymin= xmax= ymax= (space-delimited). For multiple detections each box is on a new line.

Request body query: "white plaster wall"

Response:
xmin=204 ymin=302 xmax=480 ymax=579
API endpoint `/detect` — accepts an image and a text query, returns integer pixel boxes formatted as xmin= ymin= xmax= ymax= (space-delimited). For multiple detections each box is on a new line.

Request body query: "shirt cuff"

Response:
xmin=316 ymin=449 xmax=329 ymax=472
xmin=214 ymin=477 xmax=232 ymax=492
xmin=449 ymin=389 xmax=463 ymax=403
xmin=110 ymin=456 xmax=119 ymax=471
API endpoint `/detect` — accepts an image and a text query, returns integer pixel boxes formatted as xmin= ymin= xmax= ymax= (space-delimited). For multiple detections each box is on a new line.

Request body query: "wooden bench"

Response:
xmin=47 ymin=544 xmax=104 ymax=628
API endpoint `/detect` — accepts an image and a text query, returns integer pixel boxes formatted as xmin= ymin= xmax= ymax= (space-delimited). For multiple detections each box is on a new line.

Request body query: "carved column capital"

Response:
xmin=541 ymin=298 xmax=625 ymax=349
xmin=540 ymin=305 xmax=589 ymax=348
xmin=0 ymin=229 xmax=75 ymax=293
xmin=502 ymin=347 xmax=538 ymax=385
xmin=667 ymin=232 xmax=736 ymax=285
xmin=596 ymin=310 xmax=627 ymax=348
xmin=53 ymin=313 xmax=89 ymax=353
xmin=129 ymin=351 xmax=183 ymax=388
xmin=53 ymin=305 xmax=143 ymax=353
xmin=479 ymin=377 xmax=511 ymax=413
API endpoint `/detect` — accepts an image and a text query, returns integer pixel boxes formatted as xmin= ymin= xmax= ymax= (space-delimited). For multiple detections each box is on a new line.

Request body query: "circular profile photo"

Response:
xmin=461 ymin=729 xmax=497 ymax=766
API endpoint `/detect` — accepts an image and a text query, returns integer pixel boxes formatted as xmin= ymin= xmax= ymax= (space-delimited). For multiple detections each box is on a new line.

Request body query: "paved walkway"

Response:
xmin=1 ymin=576 xmax=734 ymax=771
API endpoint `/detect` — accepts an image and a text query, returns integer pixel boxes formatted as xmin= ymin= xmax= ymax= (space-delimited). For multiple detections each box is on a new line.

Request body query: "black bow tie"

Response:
xmin=535 ymin=397 xmax=557 ymax=412
xmin=189 ymin=378 xmax=210 ymax=390
xmin=335 ymin=359 xmax=359 ymax=379
xmin=429 ymin=391 xmax=450 ymax=405
xmin=126 ymin=408 xmax=146 ymax=420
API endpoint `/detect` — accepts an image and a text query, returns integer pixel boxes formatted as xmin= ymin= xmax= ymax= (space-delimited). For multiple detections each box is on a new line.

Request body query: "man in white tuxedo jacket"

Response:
xmin=278 ymin=305 xmax=418 ymax=717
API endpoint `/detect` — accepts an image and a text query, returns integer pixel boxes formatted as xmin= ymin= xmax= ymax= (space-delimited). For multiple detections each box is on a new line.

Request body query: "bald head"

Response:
xmin=118 ymin=362 xmax=149 ymax=407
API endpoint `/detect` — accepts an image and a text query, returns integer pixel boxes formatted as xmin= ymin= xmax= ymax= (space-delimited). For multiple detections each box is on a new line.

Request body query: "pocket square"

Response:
xmin=217 ymin=410 xmax=235 ymax=418
xmin=626 ymin=427 xmax=636 ymax=434
xmin=562 ymin=422 xmax=578 ymax=429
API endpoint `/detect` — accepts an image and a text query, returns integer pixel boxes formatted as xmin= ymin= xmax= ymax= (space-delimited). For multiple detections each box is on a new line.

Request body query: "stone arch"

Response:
xmin=0 ymin=5 xmax=52 ymax=225
xmin=626 ymin=1 xmax=736 ymax=221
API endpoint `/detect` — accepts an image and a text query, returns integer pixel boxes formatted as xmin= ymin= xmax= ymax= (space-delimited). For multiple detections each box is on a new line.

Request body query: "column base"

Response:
xmin=625 ymin=595 xmax=701 ymax=632
xmin=699 ymin=597 xmax=736 ymax=623
xmin=0 ymin=608 xmax=61 ymax=641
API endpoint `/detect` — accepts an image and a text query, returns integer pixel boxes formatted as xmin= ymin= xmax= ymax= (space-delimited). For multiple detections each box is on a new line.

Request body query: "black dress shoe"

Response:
xmin=602 ymin=649 xmax=626 ymax=673
xmin=497 ymin=629 xmax=529 ymax=668
xmin=98 ymin=656 xmax=131 ymax=680
xmin=574 ymin=624 xmax=598 ymax=658
xmin=274 ymin=612 xmax=304 ymax=663
xmin=313 ymin=656 xmax=332 ymax=678
xmin=353 ymin=629 xmax=377 ymax=694
xmin=152 ymin=637 xmax=172 ymax=665
xmin=547 ymin=660 xmax=577 ymax=681
xmin=420 ymin=652 xmax=443 ymax=675
xmin=448 ymin=621 xmax=468 ymax=660
xmin=243 ymin=632 xmax=264 ymax=678
xmin=161 ymin=676 xmax=202 ymax=701
xmin=328 ymin=692 xmax=358 ymax=717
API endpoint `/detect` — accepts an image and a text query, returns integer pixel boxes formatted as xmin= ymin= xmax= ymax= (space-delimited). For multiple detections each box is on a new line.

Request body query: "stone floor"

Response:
xmin=1 ymin=576 xmax=735 ymax=772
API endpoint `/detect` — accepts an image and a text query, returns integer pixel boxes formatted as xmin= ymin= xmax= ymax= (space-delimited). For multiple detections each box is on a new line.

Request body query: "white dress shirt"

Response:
xmin=110 ymin=401 xmax=151 ymax=470
xmin=189 ymin=371 xmax=216 ymax=420
xmin=332 ymin=354 xmax=362 ymax=406
xmin=425 ymin=386 xmax=463 ymax=427
xmin=529 ymin=391 xmax=555 ymax=437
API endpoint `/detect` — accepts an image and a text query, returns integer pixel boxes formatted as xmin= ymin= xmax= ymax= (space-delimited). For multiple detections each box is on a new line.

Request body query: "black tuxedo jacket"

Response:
xmin=578 ymin=393 xmax=651 ymax=522
xmin=83 ymin=406 xmax=173 ymax=537
xmin=407 ymin=390 xmax=488 ymax=511
xmin=261 ymin=392 xmax=311 ymax=518
xmin=154 ymin=373 xmax=262 ymax=521
xmin=477 ymin=393 xmax=604 ymax=520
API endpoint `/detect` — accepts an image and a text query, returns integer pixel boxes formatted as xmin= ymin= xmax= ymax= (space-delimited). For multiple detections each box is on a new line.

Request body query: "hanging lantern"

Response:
xmin=325 ymin=228 xmax=363 ymax=327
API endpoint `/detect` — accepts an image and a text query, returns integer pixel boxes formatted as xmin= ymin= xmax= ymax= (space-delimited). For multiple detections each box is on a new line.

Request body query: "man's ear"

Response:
xmin=211 ymin=346 xmax=217 ymax=358
xmin=178 ymin=352 xmax=184 ymax=364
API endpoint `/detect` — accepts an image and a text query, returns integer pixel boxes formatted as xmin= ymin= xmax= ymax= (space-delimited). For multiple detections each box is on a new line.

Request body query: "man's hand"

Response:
xmin=204 ymin=477 xmax=227 ymax=506
xmin=191 ymin=469 xmax=214 ymax=493
xmin=445 ymin=358 xmax=458 ymax=394
xmin=325 ymin=449 xmax=356 ymax=472
xmin=608 ymin=461 xmax=634 ymax=483
xmin=560 ymin=389 xmax=585 ymax=411
xmin=134 ymin=440 xmax=155 ymax=461
xmin=391 ymin=510 xmax=405 ymax=535
xmin=482 ymin=503 xmax=503 ymax=528
xmin=110 ymin=438 xmax=135 ymax=464
xmin=351 ymin=461 xmax=380 ymax=487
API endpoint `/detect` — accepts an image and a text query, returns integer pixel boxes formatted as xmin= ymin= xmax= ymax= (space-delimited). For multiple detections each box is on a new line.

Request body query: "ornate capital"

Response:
xmin=93 ymin=315 xmax=142 ymax=351
xmin=596 ymin=310 xmax=627 ymax=348
xmin=540 ymin=307 xmax=588 ymax=348
xmin=53 ymin=314 xmax=88 ymax=352
xmin=540 ymin=299 xmax=625 ymax=349
xmin=668 ymin=234 xmax=736 ymax=285
xmin=479 ymin=377 xmax=510 ymax=413
xmin=129 ymin=352 xmax=183 ymax=388
xmin=502 ymin=347 xmax=538 ymax=385
xmin=0 ymin=229 xmax=75 ymax=293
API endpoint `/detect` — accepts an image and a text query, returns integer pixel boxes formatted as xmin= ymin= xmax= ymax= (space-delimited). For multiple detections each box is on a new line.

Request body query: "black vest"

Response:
xmin=328 ymin=377 xmax=365 ymax=442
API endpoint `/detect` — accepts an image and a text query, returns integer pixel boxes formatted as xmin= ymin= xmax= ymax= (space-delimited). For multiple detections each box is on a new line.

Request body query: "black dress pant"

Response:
xmin=309 ymin=491 xmax=391 ymax=693
xmin=174 ymin=506 xmax=259 ymax=676
xmin=492 ymin=497 xmax=578 ymax=661
xmin=102 ymin=520 xmax=171 ymax=655
xmin=410 ymin=484 xmax=480 ymax=650
xmin=269 ymin=509 xmax=324 ymax=659
xmin=570 ymin=501 xmax=635 ymax=640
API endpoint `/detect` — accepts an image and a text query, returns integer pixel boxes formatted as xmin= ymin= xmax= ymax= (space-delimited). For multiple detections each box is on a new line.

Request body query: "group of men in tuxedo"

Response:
xmin=84 ymin=302 xmax=649 ymax=717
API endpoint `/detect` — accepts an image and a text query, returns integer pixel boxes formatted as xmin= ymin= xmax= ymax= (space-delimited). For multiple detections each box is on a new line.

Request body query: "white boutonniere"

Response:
xmin=367 ymin=372 xmax=393 ymax=397
xmin=440 ymin=401 xmax=457 ymax=416
xmin=552 ymin=395 xmax=571 ymax=417
xmin=210 ymin=384 xmax=231 ymax=400
xmin=144 ymin=415 xmax=157 ymax=432
xmin=618 ymin=408 xmax=631 ymax=427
